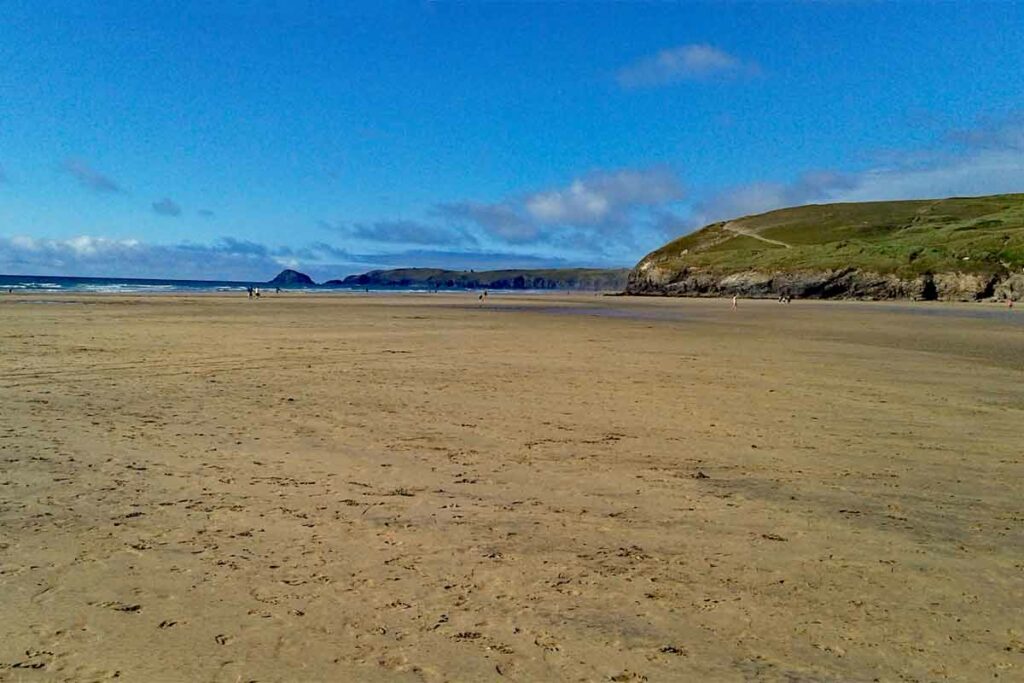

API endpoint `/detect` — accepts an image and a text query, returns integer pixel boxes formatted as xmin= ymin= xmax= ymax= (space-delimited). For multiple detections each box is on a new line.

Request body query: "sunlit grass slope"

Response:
xmin=642 ymin=194 xmax=1024 ymax=277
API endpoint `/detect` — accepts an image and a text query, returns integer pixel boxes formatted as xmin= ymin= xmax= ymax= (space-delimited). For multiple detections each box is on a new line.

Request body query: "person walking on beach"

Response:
xmin=731 ymin=294 xmax=738 ymax=310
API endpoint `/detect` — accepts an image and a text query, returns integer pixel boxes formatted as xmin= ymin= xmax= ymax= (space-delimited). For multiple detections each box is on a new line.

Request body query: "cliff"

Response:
xmin=627 ymin=193 xmax=1024 ymax=301
xmin=326 ymin=267 xmax=629 ymax=291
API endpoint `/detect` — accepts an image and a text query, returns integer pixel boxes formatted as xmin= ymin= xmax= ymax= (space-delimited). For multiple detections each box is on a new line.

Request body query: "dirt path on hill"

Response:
xmin=723 ymin=221 xmax=792 ymax=248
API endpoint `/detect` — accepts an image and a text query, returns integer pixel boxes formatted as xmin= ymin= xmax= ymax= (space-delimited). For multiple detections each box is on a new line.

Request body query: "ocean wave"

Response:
xmin=4 ymin=282 xmax=64 ymax=290
xmin=77 ymin=284 xmax=179 ymax=293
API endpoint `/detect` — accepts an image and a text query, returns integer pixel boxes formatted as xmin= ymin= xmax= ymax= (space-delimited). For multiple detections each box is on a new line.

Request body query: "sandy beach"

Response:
xmin=1 ymin=293 xmax=1022 ymax=682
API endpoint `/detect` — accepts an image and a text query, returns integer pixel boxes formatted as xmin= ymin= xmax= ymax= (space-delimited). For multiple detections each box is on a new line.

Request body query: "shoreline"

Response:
xmin=3 ymin=288 xmax=1019 ymax=315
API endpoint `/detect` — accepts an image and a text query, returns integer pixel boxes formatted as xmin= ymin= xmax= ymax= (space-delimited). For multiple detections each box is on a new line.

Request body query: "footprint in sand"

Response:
xmin=96 ymin=601 xmax=142 ymax=613
xmin=533 ymin=632 xmax=562 ymax=653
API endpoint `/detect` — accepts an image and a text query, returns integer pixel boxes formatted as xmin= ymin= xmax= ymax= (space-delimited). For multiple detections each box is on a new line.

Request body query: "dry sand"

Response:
xmin=1 ymin=293 xmax=1022 ymax=682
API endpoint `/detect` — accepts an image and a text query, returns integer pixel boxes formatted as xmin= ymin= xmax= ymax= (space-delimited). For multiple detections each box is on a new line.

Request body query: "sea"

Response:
xmin=0 ymin=273 xmax=311 ymax=294
xmin=0 ymin=273 xmax=502 ymax=294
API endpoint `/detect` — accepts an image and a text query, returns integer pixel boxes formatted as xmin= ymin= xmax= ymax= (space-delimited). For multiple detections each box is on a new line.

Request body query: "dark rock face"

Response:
xmin=268 ymin=269 xmax=315 ymax=286
xmin=625 ymin=264 xmax=1007 ymax=301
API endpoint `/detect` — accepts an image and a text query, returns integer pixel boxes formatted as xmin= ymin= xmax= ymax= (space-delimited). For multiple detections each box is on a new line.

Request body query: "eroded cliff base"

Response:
xmin=626 ymin=266 xmax=1024 ymax=302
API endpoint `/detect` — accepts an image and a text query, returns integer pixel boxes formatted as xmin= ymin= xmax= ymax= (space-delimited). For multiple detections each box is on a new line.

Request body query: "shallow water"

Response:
xmin=490 ymin=298 xmax=1024 ymax=326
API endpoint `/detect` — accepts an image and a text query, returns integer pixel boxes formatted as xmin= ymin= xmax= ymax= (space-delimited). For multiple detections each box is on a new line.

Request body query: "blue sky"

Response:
xmin=2 ymin=1 xmax=1024 ymax=281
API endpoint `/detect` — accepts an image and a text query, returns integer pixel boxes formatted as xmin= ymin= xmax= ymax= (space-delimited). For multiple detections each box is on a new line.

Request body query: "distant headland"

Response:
xmin=268 ymin=267 xmax=630 ymax=291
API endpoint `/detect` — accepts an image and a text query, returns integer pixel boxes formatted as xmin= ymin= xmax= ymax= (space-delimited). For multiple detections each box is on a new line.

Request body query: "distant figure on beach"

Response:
xmin=731 ymin=295 xmax=738 ymax=310
xmin=275 ymin=287 xmax=281 ymax=294
xmin=255 ymin=287 xmax=261 ymax=298
xmin=247 ymin=286 xmax=254 ymax=298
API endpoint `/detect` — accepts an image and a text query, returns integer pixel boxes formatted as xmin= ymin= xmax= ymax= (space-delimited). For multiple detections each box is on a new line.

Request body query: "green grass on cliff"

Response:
xmin=642 ymin=194 xmax=1024 ymax=277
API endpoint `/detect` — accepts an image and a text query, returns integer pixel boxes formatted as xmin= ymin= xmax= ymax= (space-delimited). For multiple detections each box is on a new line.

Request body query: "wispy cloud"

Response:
xmin=690 ymin=171 xmax=855 ymax=226
xmin=198 ymin=209 xmax=216 ymax=218
xmin=0 ymin=235 xmax=282 ymax=281
xmin=616 ymin=44 xmax=759 ymax=89
xmin=434 ymin=202 xmax=538 ymax=243
xmin=946 ymin=111 xmax=1024 ymax=151
xmin=832 ymin=149 xmax=1024 ymax=205
xmin=683 ymin=116 xmax=1024 ymax=231
xmin=314 ymin=166 xmax=684 ymax=263
xmin=346 ymin=249 xmax=574 ymax=271
xmin=323 ymin=219 xmax=476 ymax=247
xmin=0 ymin=234 xmax=588 ymax=281
xmin=152 ymin=197 xmax=182 ymax=217
xmin=62 ymin=158 xmax=122 ymax=193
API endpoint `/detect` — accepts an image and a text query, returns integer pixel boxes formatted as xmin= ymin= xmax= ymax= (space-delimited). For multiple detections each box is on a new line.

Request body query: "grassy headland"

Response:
xmin=629 ymin=193 xmax=1024 ymax=300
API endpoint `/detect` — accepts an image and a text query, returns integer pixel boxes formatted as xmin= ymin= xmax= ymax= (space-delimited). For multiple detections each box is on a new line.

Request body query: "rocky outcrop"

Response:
xmin=994 ymin=273 xmax=1024 ymax=302
xmin=626 ymin=263 xmax=1007 ymax=301
xmin=268 ymin=269 xmax=315 ymax=286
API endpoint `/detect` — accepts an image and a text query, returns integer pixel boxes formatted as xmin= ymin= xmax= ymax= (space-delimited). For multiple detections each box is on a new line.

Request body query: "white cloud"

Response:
xmin=616 ymin=44 xmax=759 ymax=88
xmin=432 ymin=167 xmax=684 ymax=257
xmin=526 ymin=181 xmax=610 ymax=224
xmin=524 ymin=167 xmax=684 ymax=226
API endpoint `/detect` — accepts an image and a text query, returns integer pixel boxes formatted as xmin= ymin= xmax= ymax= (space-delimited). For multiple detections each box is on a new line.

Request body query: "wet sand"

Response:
xmin=1 ymin=293 xmax=1022 ymax=681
